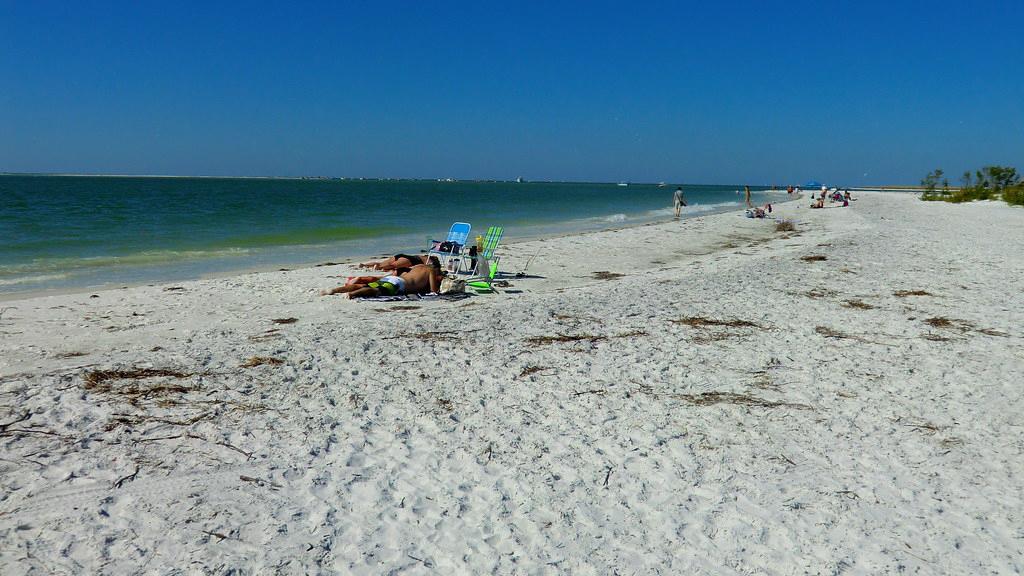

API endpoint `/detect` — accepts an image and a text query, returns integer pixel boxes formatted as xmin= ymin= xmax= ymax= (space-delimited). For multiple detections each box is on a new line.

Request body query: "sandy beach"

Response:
xmin=1 ymin=192 xmax=1021 ymax=574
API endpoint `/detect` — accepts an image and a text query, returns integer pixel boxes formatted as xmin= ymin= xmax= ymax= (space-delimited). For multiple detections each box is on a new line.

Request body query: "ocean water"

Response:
xmin=0 ymin=175 xmax=782 ymax=295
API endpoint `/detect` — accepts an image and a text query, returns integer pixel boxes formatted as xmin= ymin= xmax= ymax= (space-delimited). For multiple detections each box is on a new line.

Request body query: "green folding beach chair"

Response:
xmin=479 ymin=226 xmax=503 ymax=260
xmin=467 ymin=226 xmax=503 ymax=275
xmin=467 ymin=260 xmax=500 ymax=293
xmin=466 ymin=226 xmax=504 ymax=291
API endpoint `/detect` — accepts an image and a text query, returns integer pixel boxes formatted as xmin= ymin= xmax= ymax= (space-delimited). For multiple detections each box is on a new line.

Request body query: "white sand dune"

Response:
xmin=1 ymin=193 xmax=1021 ymax=574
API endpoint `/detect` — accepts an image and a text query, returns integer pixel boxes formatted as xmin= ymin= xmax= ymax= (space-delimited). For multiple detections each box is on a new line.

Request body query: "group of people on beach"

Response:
xmin=320 ymin=253 xmax=445 ymax=299
xmin=810 ymin=186 xmax=852 ymax=209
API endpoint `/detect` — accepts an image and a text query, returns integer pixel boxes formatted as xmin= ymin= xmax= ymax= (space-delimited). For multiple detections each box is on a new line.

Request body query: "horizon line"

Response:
xmin=0 ymin=172 xmax=906 ymax=187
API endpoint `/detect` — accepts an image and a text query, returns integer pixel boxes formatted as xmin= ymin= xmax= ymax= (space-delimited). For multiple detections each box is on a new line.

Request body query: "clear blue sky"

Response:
xmin=2 ymin=1 xmax=1022 ymax=184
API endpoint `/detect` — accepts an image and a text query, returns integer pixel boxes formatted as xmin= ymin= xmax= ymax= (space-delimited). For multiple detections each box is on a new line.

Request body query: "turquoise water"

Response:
xmin=0 ymin=175 xmax=781 ymax=295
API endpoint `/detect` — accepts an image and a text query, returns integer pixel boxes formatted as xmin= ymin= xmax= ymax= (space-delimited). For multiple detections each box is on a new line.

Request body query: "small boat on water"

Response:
xmin=617 ymin=182 xmax=628 ymax=187
xmin=657 ymin=182 xmax=666 ymax=187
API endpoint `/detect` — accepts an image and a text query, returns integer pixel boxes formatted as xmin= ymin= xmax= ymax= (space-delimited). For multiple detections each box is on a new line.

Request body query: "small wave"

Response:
xmin=0 ymin=273 xmax=70 ymax=286
xmin=603 ymin=213 xmax=627 ymax=223
xmin=682 ymin=201 xmax=742 ymax=214
xmin=0 ymin=248 xmax=253 ymax=277
xmin=642 ymin=201 xmax=742 ymax=217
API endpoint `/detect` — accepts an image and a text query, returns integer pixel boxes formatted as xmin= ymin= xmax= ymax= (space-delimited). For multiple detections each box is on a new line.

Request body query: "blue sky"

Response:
xmin=1 ymin=1 xmax=1022 ymax=184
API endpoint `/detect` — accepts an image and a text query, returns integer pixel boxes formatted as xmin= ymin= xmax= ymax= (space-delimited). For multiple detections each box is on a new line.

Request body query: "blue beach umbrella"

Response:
xmin=804 ymin=180 xmax=823 ymax=188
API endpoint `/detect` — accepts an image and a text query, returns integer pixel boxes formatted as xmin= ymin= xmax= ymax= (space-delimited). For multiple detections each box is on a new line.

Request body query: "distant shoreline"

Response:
xmin=0 ymin=172 xmax=920 ymax=188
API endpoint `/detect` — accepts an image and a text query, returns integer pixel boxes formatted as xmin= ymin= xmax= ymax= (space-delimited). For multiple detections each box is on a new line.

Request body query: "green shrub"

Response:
xmin=1004 ymin=185 xmax=1024 ymax=206
xmin=921 ymin=165 xmax=1021 ymax=205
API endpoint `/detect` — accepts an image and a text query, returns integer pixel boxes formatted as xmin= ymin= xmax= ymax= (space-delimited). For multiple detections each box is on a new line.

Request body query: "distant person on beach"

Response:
xmin=746 ymin=203 xmax=773 ymax=218
xmin=359 ymin=253 xmax=429 ymax=271
xmin=744 ymin=186 xmax=752 ymax=208
xmin=673 ymin=186 xmax=687 ymax=219
xmin=322 ymin=257 xmax=443 ymax=298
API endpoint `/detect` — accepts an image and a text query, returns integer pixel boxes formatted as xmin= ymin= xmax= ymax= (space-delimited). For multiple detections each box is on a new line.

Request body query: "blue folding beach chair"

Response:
xmin=428 ymin=222 xmax=471 ymax=271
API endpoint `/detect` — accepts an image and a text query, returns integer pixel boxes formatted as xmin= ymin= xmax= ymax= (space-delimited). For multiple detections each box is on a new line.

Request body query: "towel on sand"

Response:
xmin=355 ymin=292 xmax=472 ymax=302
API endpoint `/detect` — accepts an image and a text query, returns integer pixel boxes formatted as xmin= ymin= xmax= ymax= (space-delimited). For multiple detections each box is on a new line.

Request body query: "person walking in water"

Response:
xmin=673 ymin=186 xmax=687 ymax=219
xmin=744 ymin=185 xmax=752 ymax=208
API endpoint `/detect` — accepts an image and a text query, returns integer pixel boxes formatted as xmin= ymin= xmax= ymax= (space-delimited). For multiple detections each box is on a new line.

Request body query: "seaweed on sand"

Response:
xmin=893 ymin=289 xmax=932 ymax=297
xmin=815 ymin=326 xmax=890 ymax=345
xmin=83 ymin=368 xmax=195 ymax=403
xmin=525 ymin=331 xmax=645 ymax=345
xmin=517 ymin=365 xmax=553 ymax=379
xmin=84 ymin=368 xmax=192 ymax=389
xmin=923 ymin=317 xmax=956 ymax=328
xmin=800 ymin=255 xmax=827 ymax=262
xmin=672 ymin=391 xmax=809 ymax=410
xmin=249 ymin=328 xmax=282 ymax=342
xmin=671 ymin=317 xmax=761 ymax=328
xmin=842 ymin=299 xmax=875 ymax=309
xmin=240 ymin=356 xmax=284 ymax=368
xmin=672 ymin=316 xmax=765 ymax=344
xmin=526 ymin=334 xmax=606 ymax=345
xmin=386 ymin=330 xmax=467 ymax=341
xmin=804 ymin=288 xmax=836 ymax=299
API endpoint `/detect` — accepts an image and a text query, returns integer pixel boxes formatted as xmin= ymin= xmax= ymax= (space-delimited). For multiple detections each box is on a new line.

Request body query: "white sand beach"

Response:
xmin=1 ymin=193 xmax=1022 ymax=574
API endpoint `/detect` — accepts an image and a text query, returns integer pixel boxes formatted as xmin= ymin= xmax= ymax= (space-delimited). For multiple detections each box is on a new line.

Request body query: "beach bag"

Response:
xmin=438 ymin=241 xmax=458 ymax=253
xmin=439 ymin=276 xmax=466 ymax=294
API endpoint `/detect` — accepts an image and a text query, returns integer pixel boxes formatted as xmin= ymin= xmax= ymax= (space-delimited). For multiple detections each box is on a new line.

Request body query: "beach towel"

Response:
xmin=355 ymin=292 xmax=471 ymax=302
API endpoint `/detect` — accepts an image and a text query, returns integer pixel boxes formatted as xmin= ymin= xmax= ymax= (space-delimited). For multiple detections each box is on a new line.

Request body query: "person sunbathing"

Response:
xmin=810 ymin=197 xmax=825 ymax=209
xmin=322 ymin=257 xmax=443 ymax=298
xmin=359 ymin=253 xmax=429 ymax=271
xmin=746 ymin=203 xmax=773 ymax=218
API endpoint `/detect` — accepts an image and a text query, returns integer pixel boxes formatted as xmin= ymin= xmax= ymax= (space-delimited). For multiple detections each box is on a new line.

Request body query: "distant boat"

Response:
xmin=617 ymin=182 xmax=628 ymax=187
xmin=657 ymin=182 xmax=666 ymax=187
xmin=516 ymin=176 xmax=523 ymax=183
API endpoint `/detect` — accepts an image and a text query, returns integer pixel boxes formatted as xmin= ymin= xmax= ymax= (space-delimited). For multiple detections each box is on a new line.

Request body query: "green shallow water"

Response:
xmin=0 ymin=175 xmax=781 ymax=294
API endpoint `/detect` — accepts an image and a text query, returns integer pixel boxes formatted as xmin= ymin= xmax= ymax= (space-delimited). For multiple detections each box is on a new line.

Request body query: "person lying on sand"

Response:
xmin=811 ymin=197 xmax=825 ymax=209
xmin=359 ymin=253 xmax=429 ymax=271
xmin=746 ymin=203 xmax=773 ymax=218
xmin=322 ymin=257 xmax=444 ymax=298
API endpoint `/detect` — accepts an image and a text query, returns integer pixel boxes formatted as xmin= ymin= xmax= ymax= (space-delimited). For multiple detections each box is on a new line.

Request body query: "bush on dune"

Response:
xmin=921 ymin=165 xmax=1021 ymax=206
xmin=1003 ymin=184 xmax=1024 ymax=206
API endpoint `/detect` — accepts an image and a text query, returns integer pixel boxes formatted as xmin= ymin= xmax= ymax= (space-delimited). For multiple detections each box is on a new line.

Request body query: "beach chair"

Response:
xmin=469 ymin=226 xmax=504 ymax=275
xmin=428 ymin=222 xmax=471 ymax=271
xmin=480 ymin=226 xmax=503 ymax=260
xmin=467 ymin=260 xmax=500 ymax=293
